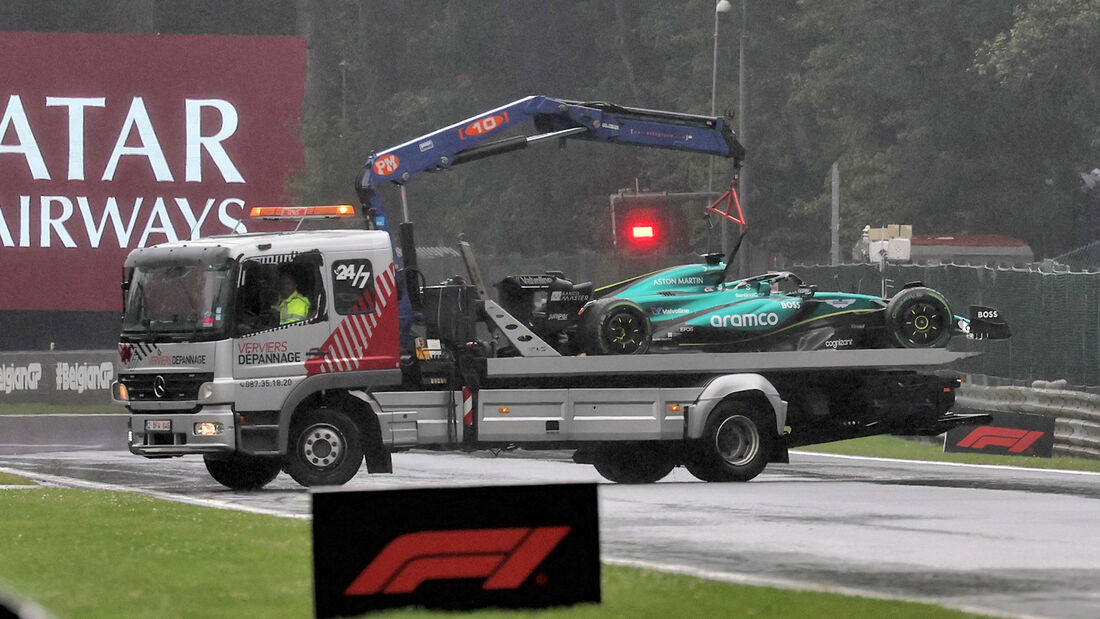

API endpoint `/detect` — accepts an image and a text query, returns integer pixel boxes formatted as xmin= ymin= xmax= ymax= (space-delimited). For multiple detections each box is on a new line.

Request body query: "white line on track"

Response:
xmin=603 ymin=557 xmax=1039 ymax=619
xmin=796 ymin=450 xmax=1100 ymax=476
xmin=0 ymin=465 xmax=309 ymax=520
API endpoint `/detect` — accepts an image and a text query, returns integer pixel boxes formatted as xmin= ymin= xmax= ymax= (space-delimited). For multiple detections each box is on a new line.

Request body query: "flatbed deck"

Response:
xmin=486 ymin=349 xmax=975 ymax=378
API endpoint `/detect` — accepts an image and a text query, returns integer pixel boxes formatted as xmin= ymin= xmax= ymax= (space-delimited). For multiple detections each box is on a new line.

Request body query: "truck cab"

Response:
xmin=118 ymin=224 xmax=402 ymax=482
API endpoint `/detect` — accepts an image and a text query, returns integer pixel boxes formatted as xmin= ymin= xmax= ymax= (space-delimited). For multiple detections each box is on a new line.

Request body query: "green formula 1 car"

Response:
xmin=498 ymin=254 xmax=1010 ymax=356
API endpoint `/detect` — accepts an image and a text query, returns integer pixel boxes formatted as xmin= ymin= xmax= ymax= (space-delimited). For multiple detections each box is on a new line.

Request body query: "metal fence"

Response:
xmin=795 ymin=262 xmax=1100 ymax=388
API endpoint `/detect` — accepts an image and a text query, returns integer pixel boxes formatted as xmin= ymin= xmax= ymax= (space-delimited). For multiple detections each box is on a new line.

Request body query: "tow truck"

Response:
xmin=113 ymin=96 xmax=984 ymax=489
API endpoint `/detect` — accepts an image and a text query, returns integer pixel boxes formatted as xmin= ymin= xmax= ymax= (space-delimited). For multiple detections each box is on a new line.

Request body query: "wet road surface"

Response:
xmin=2 ymin=420 xmax=1100 ymax=618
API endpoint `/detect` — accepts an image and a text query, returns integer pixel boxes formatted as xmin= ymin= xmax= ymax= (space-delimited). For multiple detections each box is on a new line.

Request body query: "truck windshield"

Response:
xmin=121 ymin=263 xmax=235 ymax=342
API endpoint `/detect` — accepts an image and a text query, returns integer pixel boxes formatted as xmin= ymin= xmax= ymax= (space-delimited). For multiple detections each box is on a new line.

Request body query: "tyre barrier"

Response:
xmin=956 ymin=383 xmax=1100 ymax=460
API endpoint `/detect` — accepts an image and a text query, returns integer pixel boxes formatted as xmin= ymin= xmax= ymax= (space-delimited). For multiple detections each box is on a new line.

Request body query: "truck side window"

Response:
xmin=332 ymin=259 xmax=375 ymax=315
xmin=237 ymin=254 xmax=324 ymax=334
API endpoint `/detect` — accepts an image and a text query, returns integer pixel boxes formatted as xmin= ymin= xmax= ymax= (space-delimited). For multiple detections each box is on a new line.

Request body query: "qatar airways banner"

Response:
xmin=0 ymin=32 xmax=305 ymax=312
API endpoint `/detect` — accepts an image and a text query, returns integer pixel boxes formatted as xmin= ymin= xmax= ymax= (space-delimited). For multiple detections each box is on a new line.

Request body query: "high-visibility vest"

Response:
xmin=277 ymin=291 xmax=310 ymax=324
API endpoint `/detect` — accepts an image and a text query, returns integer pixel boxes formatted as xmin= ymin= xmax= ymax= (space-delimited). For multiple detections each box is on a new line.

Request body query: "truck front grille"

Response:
xmin=120 ymin=372 xmax=213 ymax=401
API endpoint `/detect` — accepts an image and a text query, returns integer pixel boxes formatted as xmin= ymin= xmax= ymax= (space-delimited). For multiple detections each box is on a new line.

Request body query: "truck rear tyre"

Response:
xmin=578 ymin=298 xmax=651 ymax=355
xmin=591 ymin=445 xmax=676 ymax=484
xmin=285 ymin=407 xmax=364 ymax=487
xmin=687 ymin=401 xmax=773 ymax=482
xmin=203 ymin=453 xmax=281 ymax=490
xmin=885 ymin=287 xmax=953 ymax=348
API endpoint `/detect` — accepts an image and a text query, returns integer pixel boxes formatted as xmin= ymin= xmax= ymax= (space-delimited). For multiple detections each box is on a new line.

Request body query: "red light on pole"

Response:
xmin=620 ymin=206 xmax=664 ymax=254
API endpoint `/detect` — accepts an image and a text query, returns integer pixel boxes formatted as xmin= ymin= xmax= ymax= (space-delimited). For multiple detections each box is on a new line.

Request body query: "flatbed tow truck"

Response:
xmin=112 ymin=96 xmax=986 ymax=489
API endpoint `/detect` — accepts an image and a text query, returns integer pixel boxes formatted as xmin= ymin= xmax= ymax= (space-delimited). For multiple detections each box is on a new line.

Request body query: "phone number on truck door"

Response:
xmin=240 ymin=378 xmax=293 ymax=389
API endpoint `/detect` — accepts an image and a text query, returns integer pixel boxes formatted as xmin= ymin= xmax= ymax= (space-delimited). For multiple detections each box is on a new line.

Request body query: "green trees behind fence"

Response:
xmin=796 ymin=263 xmax=1100 ymax=388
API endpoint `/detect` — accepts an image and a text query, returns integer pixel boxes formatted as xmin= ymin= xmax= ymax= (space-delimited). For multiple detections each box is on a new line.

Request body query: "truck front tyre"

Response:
xmin=591 ymin=445 xmax=676 ymax=484
xmin=285 ymin=407 xmax=364 ymax=487
xmin=687 ymin=401 xmax=774 ymax=482
xmin=203 ymin=454 xmax=282 ymax=490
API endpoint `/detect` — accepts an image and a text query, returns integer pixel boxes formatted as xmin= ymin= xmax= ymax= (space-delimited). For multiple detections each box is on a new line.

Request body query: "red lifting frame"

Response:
xmin=704 ymin=179 xmax=747 ymax=231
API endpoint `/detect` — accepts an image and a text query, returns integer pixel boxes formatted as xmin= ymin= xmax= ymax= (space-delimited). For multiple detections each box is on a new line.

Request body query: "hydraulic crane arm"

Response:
xmin=352 ymin=95 xmax=746 ymax=331
xmin=355 ymin=95 xmax=744 ymax=222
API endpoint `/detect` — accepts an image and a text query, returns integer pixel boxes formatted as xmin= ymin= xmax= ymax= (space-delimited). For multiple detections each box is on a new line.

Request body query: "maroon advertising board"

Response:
xmin=0 ymin=32 xmax=305 ymax=313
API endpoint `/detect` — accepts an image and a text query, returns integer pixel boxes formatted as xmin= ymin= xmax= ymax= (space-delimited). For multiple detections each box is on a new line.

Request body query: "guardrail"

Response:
xmin=957 ymin=383 xmax=1100 ymax=460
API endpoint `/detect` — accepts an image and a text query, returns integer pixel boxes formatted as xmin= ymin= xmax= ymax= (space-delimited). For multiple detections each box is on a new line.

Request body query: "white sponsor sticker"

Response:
xmin=710 ymin=312 xmax=780 ymax=328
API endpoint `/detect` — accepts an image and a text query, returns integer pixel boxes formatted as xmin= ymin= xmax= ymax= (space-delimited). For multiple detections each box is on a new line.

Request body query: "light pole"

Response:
xmin=709 ymin=0 xmax=732 ymax=254
xmin=736 ymin=0 xmax=749 ymax=277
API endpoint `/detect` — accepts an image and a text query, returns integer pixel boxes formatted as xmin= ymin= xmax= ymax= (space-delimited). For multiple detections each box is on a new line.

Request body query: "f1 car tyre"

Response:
xmin=578 ymin=298 xmax=651 ymax=355
xmin=590 ymin=444 xmax=676 ymax=484
xmin=686 ymin=400 xmax=773 ymax=482
xmin=285 ymin=407 xmax=364 ymax=487
xmin=203 ymin=453 xmax=282 ymax=490
xmin=885 ymin=287 xmax=953 ymax=348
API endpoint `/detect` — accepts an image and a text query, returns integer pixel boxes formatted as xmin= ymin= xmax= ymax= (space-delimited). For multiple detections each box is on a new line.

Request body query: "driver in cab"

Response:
xmin=276 ymin=271 xmax=310 ymax=325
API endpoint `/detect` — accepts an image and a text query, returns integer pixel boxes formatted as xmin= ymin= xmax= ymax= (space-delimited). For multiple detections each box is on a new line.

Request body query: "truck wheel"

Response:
xmin=687 ymin=401 xmax=773 ymax=482
xmin=203 ymin=454 xmax=281 ymax=490
xmin=285 ymin=407 xmax=364 ymax=487
xmin=885 ymin=287 xmax=952 ymax=348
xmin=591 ymin=445 xmax=675 ymax=484
xmin=579 ymin=298 xmax=651 ymax=355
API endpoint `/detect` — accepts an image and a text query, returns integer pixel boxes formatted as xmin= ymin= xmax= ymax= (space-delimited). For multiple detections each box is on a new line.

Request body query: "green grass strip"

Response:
xmin=798 ymin=435 xmax=1100 ymax=472
xmin=0 ymin=489 xmax=985 ymax=618
xmin=0 ymin=472 xmax=35 ymax=485
xmin=0 ymin=489 xmax=312 ymax=618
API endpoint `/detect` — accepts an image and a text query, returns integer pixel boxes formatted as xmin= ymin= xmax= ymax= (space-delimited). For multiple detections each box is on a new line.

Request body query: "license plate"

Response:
xmin=145 ymin=419 xmax=172 ymax=432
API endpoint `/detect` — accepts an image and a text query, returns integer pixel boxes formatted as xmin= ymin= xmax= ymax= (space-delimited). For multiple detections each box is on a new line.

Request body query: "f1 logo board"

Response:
xmin=945 ymin=409 xmax=1055 ymax=457
xmin=311 ymin=483 xmax=600 ymax=616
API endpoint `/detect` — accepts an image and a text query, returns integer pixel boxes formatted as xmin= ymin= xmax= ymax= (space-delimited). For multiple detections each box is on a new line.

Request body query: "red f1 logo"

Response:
xmin=956 ymin=426 xmax=1045 ymax=453
xmin=344 ymin=526 xmax=571 ymax=596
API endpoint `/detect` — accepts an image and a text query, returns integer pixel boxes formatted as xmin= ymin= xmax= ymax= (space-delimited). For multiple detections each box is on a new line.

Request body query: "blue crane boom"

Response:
xmin=355 ymin=95 xmax=744 ymax=221
xmin=351 ymin=95 xmax=746 ymax=330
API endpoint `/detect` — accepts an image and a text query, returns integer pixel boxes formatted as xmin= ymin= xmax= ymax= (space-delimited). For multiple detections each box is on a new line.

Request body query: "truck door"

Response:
xmin=233 ymin=251 xmax=329 ymax=411
xmin=311 ymin=252 xmax=400 ymax=373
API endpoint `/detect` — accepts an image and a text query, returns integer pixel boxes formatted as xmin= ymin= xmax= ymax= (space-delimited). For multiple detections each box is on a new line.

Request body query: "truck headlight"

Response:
xmin=198 ymin=382 xmax=214 ymax=400
xmin=194 ymin=422 xmax=224 ymax=436
xmin=112 ymin=381 xmax=129 ymax=402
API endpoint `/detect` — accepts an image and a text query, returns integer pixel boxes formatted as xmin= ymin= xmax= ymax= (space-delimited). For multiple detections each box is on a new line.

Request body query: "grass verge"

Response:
xmin=0 ymin=472 xmax=34 ymax=485
xmin=798 ymin=435 xmax=1100 ymax=472
xmin=0 ymin=488 xmax=983 ymax=618
xmin=1 ymin=489 xmax=311 ymax=618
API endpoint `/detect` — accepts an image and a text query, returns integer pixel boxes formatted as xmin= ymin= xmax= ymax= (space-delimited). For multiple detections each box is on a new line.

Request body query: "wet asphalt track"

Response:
xmin=2 ymin=415 xmax=1100 ymax=619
